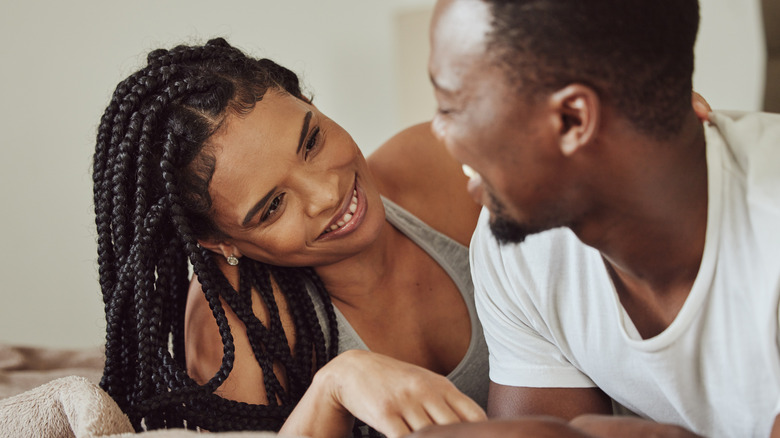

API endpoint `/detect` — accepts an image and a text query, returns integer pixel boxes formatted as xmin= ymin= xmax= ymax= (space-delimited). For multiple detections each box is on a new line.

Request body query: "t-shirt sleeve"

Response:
xmin=470 ymin=211 xmax=596 ymax=388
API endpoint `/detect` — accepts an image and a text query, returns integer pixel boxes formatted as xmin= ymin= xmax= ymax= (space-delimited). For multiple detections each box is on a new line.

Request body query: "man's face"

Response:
xmin=429 ymin=0 xmax=572 ymax=244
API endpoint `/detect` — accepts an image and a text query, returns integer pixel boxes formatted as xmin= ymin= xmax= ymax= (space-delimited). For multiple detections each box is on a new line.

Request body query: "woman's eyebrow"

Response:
xmin=241 ymin=111 xmax=314 ymax=226
xmin=296 ymin=111 xmax=313 ymax=154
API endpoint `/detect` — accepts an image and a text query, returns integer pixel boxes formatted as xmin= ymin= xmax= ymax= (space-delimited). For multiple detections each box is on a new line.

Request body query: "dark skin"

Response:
xmin=406 ymin=417 xmax=703 ymax=438
xmin=422 ymin=0 xmax=760 ymax=436
xmin=183 ymin=92 xmax=486 ymax=437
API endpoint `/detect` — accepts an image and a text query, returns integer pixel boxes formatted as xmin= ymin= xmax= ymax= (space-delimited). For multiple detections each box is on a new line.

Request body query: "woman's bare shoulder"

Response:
xmin=367 ymin=122 xmax=481 ymax=246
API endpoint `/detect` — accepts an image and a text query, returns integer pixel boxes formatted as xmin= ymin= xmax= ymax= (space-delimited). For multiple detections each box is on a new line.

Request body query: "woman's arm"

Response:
xmin=187 ymin=275 xmax=485 ymax=437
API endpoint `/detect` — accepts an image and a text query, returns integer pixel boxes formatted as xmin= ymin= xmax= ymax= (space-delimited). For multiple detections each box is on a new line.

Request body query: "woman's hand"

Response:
xmin=279 ymin=350 xmax=486 ymax=438
xmin=692 ymin=91 xmax=712 ymax=122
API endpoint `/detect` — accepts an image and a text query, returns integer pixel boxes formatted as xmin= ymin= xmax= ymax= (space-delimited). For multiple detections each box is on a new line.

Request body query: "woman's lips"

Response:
xmin=318 ymin=180 xmax=365 ymax=240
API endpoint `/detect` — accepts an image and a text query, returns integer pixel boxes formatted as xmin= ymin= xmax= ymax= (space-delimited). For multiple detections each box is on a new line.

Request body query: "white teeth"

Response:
xmin=324 ymin=187 xmax=359 ymax=235
xmin=462 ymin=164 xmax=478 ymax=179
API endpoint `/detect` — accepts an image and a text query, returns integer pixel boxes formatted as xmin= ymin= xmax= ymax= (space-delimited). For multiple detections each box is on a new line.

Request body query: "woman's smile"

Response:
xmin=317 ymin=178 xmax=368 ymax=241
xmin=198 ymin=90 xmax=387 ymax=267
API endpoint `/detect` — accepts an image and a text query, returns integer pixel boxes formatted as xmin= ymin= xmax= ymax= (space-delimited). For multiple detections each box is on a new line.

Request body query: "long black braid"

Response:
xmin=92 ymin=38 xmax=345 ymax=432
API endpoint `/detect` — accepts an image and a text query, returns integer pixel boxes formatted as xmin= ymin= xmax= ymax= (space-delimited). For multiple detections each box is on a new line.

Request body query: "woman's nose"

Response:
xmin=300 ymin=170 xmax=340 ymax=218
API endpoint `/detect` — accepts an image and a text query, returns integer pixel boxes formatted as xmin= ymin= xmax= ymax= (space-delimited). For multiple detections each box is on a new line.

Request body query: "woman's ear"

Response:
xmin=197 ymin=239 xmax=243 ymax=262
xmin=549 ymin=84 xmax=600 ymax=156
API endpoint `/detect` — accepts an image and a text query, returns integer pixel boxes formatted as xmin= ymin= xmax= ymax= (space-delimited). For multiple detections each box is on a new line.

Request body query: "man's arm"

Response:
xmin=488 ymin=382 xmax=613 ymax=420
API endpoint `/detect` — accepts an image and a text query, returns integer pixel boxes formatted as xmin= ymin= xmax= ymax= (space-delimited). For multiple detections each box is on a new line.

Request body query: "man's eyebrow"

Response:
xmin=242 ymin=187 xmax=278 ymax=226
xmin=296 ymin=111 xmax=313 ymax=154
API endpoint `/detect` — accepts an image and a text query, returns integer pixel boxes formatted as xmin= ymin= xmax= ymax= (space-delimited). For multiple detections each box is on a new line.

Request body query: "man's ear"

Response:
xmin=197 ymin=238 xmax=243 ymax=261
xmin=549 ymin=84 xmax=600 ymax=156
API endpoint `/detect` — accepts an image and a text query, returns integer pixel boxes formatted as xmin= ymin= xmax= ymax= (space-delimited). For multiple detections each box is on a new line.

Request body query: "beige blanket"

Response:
xmin=0 ymin=344 xmax=285 ymax=438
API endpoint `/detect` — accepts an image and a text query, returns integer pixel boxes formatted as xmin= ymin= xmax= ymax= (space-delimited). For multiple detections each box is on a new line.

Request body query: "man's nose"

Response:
xmin=431 ymin=115 xmax=447 ymax=143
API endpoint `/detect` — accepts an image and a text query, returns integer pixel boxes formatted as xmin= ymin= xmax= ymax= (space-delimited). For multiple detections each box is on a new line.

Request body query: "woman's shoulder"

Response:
xmin=367 ymin=122 xmax=481 ymax=246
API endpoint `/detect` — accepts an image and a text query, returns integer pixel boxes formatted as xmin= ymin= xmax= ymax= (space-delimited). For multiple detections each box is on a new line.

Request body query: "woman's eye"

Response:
xmin=261 ymin=193 xmax=285 ymax=222
xmin=305 ymin=127 xmax=320 ymax=158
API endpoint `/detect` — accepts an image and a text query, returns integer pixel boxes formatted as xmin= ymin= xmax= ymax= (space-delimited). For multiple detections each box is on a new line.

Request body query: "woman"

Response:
xmin=93 ymin=38 xmax=486 ymax=437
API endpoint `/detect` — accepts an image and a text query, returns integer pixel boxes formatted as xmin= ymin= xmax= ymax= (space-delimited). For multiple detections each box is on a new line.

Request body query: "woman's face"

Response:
xmin=202 ymin=90 xmax=385 ymax=267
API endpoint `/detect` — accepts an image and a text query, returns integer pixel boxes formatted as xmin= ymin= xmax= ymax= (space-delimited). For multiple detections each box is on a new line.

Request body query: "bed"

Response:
xmin=0 ymin=343 xmax=285 ymax=437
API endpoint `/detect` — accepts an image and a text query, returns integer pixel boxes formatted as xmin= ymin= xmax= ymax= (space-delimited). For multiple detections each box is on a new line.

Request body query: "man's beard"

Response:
xmin=486 ymin=190 xmax=552 ymax=245
xmin=488 ymin=215 xmax=525 ymax=244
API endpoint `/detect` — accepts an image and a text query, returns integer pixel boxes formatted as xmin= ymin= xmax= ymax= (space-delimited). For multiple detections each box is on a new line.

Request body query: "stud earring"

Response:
xmin=226 ymin=255 xmax=239 ymax=266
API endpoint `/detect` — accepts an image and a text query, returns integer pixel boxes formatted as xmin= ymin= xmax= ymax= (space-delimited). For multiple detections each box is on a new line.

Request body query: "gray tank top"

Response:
xmin=308 ymin=196 xmax=489 ymax=408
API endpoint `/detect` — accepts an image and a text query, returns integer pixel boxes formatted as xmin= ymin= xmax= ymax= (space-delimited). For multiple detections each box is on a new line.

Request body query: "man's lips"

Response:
xmin=462 ymin=164 xmax=485 ymax=206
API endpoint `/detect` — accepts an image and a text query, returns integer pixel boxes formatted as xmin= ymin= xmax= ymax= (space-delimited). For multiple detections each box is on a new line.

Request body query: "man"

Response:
xmin=420 ymin=0 xmax=780 ymax=436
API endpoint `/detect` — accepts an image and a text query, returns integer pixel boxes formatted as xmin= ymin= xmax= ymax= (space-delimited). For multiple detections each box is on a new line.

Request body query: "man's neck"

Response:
xmin=574 ymin=112 xmax=709 ymax=298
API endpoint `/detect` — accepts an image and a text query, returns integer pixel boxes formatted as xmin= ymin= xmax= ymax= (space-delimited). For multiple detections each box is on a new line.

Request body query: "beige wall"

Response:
xmin=0 ymin=0 xmax=435 ymax=348
xmin=394 ymin=7 xmax=437 ymax=128
xmin=0 ymin=0 xmax=769 ymax=349
xmin=694 ymin=0 xmax=766 ymax=111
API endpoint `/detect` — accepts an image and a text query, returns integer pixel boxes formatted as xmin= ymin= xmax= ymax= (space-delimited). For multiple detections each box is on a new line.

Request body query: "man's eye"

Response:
xmin=305 ymin=127 xmax=320 ymax=158
xmin=261 ymin=194 xmax=284 ymax=222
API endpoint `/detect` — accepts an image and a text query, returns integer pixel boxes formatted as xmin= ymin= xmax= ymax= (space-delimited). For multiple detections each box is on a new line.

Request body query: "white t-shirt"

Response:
xmin=472 ymin=111 xmax=780 ymax=438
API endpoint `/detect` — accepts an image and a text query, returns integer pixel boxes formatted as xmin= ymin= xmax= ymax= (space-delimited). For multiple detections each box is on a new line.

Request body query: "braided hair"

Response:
xmin=92 ymin=38 xmax=342 ymax=432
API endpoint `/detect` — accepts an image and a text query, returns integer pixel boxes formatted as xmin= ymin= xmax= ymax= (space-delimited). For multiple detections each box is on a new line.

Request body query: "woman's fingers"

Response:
xmin=377 ymin=416 xmax=412 ymax=438
xmin=323 ymin=351 xmax=487 ymax=436
xmin=420 ymin=398 xmax=462 ymax=426
xmin=401 ymin=404 xmax=436 ymax=432
xmin=445 ymin=391 xmax=488 ymax=422
xmin=692 ymin=91 xmax=712 ymax=122
xmin=403 ymin=387 xmax=486 ymax=432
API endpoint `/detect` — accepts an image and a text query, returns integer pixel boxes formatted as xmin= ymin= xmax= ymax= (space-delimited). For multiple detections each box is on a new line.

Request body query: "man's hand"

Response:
xmin=280 ymin=350 xmax=486 ymax=438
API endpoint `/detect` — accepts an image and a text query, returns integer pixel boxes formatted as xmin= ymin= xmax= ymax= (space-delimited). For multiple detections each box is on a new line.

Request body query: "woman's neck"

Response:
xmin=312 ymin=218 xmax=406 ymax=307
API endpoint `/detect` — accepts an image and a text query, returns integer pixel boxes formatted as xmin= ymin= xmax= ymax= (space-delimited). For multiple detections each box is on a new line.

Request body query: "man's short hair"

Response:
xmin=484 ymin=0 xmax=700 ymax=139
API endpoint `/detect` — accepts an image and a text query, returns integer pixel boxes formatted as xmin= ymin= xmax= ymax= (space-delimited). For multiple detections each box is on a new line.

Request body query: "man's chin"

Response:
xmin=489 ymin=215 xmax=534 ymax=245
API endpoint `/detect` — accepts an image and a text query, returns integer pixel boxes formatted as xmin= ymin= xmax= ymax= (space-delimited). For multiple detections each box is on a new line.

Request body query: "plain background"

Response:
xmin=0 ymin=0 xmax=768 ymax=349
